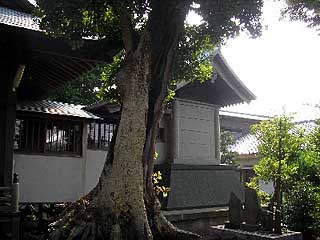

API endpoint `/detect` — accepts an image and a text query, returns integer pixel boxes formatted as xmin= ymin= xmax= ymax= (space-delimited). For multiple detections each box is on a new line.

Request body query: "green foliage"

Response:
xmin=49 ymin=54 xmax=122 ymax=105
xmin=283 ymin=181 xmax=320 ymax=237
xmin=35 ymin=1 xmax=264 ymax=45
xmin=172 ymin=25 xmax=215 ymax=85
xmin=251 ymin=115 xmax=303 ymax=185
xmin=164 ymin=89 xmax=176 ymax=103
xmin=152 ymin=152 xmax=170 ymax=198
xmin=194 ymin=0 xmax=263 ymax=41
xmin=152 ymin=171 xmax=170 ymax=198
xmin=49 ymin=65 xmax=104 ymax=105
xmin=282 ymin=0 xmax=320 ymax=30
xmin=95 ymin=53 xmax=123 ymax=103
xmin=36 ymin=0 xmax=264 ymax=104
xmin=220 ymin=131 xmax=239 ymax=165
xmin=250 ymin=115 xmax=320 ymax=236
xmin=35 ymin=0 xmax=122 ymax=46
xmin=246 ymin=179 xmax=271 ymax=205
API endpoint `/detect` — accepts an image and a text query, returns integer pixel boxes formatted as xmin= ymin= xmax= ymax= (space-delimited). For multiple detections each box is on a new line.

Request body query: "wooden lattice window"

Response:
xmin=14 ymin=117 xmax=83 ymax=156
xmin=87 ymin=122 xmax=116 ymax=150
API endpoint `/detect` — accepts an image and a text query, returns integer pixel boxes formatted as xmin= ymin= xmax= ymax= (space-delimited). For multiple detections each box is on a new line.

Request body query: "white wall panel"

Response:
xmin=173 ymin=99 xmax=220 ymax=165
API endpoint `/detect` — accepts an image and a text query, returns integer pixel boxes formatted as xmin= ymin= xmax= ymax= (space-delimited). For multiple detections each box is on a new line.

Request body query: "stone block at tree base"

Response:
xmin=209 ymin=225 xmax=302 ymax=240
xmin=240 ymin=223 xmax=259 ymax=232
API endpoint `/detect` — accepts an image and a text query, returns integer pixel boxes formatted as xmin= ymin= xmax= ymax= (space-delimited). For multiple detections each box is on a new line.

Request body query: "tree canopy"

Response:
xmin=36 ymin=0 xmax=263 ymax=44
xmin=282 ymin=0 xmax=320 ymax=30
xmin=250 ymin=115 xmax=320 ymax=238
xmin=35 ymin=1 xmax=266 ymax=239
xmin=35 ymin=1 xmax=320 ymax=239
xmin=39 ymin=0 xmax=264 ymax=105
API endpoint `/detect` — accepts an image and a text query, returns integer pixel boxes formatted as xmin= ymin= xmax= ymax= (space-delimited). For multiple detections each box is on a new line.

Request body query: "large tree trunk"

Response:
xmin=46 ymin=1 xmax=201 ymax=239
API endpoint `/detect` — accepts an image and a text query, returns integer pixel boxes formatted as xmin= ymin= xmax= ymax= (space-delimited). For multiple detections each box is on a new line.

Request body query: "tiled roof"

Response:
xmin=231 ymin=120 xmax=318 ymax=155
xmin=0 ymin=6 xmax=41 ymax=31
xmin=231 ymin=134 xmax=258 ymax=155
xmin=175 ymin=48 xmax=255 ymax=107
xmin=220 ymin=110 xmax=270 ymax=121
xmin=17 ymin=100 xmax=101 ymax=120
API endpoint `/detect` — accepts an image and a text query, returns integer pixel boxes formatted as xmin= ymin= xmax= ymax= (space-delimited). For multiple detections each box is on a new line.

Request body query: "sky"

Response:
xmin=187 ymin=0 xmax=320 ymax=120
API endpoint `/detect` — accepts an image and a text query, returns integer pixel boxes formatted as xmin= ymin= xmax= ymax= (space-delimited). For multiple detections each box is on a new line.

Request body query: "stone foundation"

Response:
xmin=163 ymin=207 xmax=228 ymax=237
xmin=156 ymin=164 xmax=244 ymax=210
xmin=209 ymin=225 xmax=302 ymax=240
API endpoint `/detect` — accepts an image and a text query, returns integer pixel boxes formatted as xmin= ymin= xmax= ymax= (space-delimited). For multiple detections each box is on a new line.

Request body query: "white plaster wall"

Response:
xmin=14 ymin=150 xmax=109 ymax=203
xmin=14 ymin=154 xmax=85 ymax=202
xmin=84 ymin=149 xmax=108 ymax=194
xmin=13 ymin=123 xmax=111 ymax=203
xmin=173 ymin=99 xmax=220 ymax=165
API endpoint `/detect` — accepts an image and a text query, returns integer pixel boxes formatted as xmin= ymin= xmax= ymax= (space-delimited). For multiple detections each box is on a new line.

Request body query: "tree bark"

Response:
xmin=46 ymin=1 xmax=201 ymax=239
xmin=274 ymin=119 xmax=283 ymax=234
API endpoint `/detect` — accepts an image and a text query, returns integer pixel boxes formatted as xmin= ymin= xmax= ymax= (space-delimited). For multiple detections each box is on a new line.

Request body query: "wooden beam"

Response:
xmin=32 ymin=57 xmax=76 ymax=84
xmin=54 ymin=56 xmax=92 ymax=78
xmin=0 ymin=57 xmax=17 ymax=187
xmin=45 ymin=56 xmax=80 ymax=80
xmin=67 ymin=57 xmax=93 ymax=73
xmin=30 ymin=59 xmax=67 ymax=86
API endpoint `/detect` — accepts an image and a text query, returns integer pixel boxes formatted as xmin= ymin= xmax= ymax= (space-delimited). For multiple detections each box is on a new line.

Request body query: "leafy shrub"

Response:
xmin=246 ymin=178 xmax=271 ymax=205
xmin=220 ymin=131 xmax=239 ymax=165
xmin=283 ymin=181 xmax=320 ymax=238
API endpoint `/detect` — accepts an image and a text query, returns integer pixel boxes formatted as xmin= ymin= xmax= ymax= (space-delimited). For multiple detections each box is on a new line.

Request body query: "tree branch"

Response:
xmin=119 ymin=12 xmax=135 ymax=53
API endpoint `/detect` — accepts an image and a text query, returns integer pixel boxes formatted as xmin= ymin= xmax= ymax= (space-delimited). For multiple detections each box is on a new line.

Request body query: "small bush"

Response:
xmin=283 ymin=181 xmax=320 ymax=238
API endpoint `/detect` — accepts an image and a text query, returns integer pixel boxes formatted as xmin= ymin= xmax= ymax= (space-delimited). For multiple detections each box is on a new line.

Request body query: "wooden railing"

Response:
xmin=0 ymin=173 xmax=20 ymax=240
xmin=0 ymin=186 xmax=19 ymax=213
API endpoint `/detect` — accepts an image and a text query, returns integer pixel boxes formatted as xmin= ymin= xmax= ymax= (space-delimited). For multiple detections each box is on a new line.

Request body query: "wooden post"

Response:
xmin=0 ymin=75 xmax=17 ymax=187
xmin=11 ymin=173 xmax=20 ymax=212
xmin=274 ymin=119 xmax=283 ymax=234
xmin=214 ymin=107 xmax=221 ymax=162
xmin=172 ymin=99 xmax=180 ymax=163
xmin=0 ymin=39 xmax=19 ymax=187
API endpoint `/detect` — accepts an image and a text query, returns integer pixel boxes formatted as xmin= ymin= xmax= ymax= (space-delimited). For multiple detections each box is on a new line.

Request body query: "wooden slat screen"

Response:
xmin=14 ymin=117 xmax=82 ymax=156
xmin=87 ymin=122 xmax=115 ymax=150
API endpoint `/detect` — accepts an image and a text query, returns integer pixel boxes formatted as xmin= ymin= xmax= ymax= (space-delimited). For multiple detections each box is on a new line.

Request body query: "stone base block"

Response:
xmin=209 ymin=225 xmax=302 ymax=240
xmin=240 ymin=223 xmax=259 ymax=232
xmin=225 ymin=221 xmax=240 ymax=229
xmin=155 ymin=164 xmax=244 ymax=210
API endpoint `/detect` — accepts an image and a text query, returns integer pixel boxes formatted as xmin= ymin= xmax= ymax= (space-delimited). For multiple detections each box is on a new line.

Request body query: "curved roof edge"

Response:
xmin=17 ymin=100 xmax=102 ymax=120
xmin=212 ymin=48 xmax=256 ymax=104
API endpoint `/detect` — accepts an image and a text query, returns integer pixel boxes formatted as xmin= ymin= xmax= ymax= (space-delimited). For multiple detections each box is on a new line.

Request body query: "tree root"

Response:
xmin=145 ymin=189 xmax=202 ymax=240
xmin=45 ymin=199 xmax=150 ymax=240
xmin=44 ymin=195 xmax=202 ymax=240
xmin=153 ymin=212 xmax=202 ymax=240
xmin=45 ymin=199 xmax=102 ymax=240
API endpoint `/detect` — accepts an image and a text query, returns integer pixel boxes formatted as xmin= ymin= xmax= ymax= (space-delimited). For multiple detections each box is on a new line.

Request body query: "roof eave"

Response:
xmin=212 ymin=48 xmax=256 ymax=104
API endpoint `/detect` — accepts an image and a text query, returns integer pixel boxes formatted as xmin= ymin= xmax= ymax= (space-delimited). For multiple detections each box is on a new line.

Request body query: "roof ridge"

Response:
xmin=220 ymin=109 xmax=271 ymax=118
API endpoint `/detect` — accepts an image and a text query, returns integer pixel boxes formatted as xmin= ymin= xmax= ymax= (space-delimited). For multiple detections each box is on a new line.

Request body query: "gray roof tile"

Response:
xmin=0 ymin=6 xmax=40 ymax=31
xmin=231 ymin=134 xmax=258 ymax=155
xmin=17 ymin=100 xmax=101 ymax=120
xmin=231 ymin=121 xmax=318 ymax=155
xmin=220 ymin=110 xmax=270 ymax=121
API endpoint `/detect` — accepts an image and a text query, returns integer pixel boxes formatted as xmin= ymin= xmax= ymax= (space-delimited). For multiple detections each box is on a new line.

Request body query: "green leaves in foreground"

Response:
xmin=172 ymin=26 xmax=215 ymax=85
xmin=152 ymin=171 xmax=170 ymax=198
xmin=251 ymin=115 xmax=303 ymax=185
xmin=250 ymin=114 xmax=320 ymax=236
